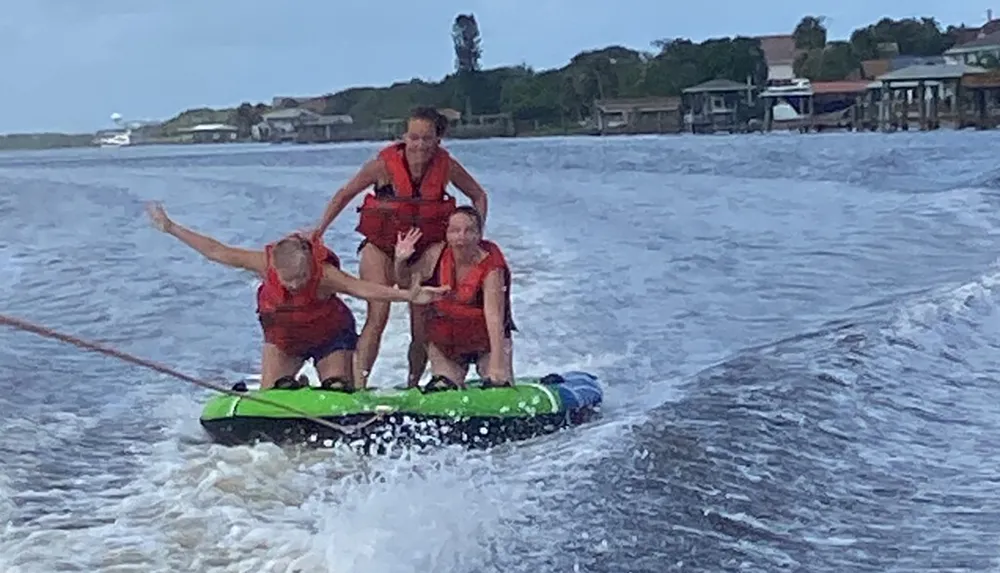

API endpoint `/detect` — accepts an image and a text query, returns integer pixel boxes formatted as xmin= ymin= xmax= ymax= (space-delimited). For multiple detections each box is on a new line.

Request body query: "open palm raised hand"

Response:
xmin=395 ymin=227 xmax=422 ymax=261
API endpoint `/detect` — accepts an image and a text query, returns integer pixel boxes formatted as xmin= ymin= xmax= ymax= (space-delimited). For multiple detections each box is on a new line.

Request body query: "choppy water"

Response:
xmin=1 ymin=131 xmax=999 ymax=572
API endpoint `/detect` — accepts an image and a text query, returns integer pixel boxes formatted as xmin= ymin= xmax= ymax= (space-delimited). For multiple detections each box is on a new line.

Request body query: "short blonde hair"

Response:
xmin=271 ymin=236 xmax=311 ymax=269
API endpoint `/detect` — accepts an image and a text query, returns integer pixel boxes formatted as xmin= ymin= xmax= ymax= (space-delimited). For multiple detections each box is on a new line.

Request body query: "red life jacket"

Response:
xmin=256 ymin=235 xmax=353 ymax=356
xmin=355 ymin=142 xmax=457 ymax=253
xmin=426 ymin=241 xmax=512 ymax=357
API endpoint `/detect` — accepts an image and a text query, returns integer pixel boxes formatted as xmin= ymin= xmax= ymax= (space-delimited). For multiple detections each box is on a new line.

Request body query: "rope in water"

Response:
xmin=0 ymin=313 xmax=388 ymax=435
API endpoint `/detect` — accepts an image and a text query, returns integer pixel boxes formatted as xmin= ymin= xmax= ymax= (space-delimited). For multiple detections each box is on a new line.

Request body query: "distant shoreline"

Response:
xmin=7 ymin=13 xmax=997 ymax=152
xmin=0 ymin=132 xmax=95 ymax=152
xmin=0 ymin=126 xmax=608 ymax=153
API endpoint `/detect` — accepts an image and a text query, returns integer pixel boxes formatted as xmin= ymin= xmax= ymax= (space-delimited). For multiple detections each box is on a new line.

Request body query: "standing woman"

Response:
xmin=310 ymin=106 xmax=489 ymax=388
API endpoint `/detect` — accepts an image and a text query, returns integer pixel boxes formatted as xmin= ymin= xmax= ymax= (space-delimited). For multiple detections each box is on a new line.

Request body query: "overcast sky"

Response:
xmin=0 ymin=0 xmax=986 ymax=134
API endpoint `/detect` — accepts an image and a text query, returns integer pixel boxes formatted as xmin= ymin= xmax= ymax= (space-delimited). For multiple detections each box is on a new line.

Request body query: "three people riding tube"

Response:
xmin=309 ymin=107 xmax=489 ymax=389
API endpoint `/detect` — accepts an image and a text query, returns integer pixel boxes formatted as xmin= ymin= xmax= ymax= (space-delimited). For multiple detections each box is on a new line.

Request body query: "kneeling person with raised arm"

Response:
xmin=394 ymin=206 xmax=515 ymax=390
xmin=146 ymin=202 xmax=448 ymax=392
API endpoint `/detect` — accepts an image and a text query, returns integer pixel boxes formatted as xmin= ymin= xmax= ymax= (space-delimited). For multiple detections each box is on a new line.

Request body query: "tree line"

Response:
xmin=791 ymin=16 xmax=964 ymax=80
xmin=169 ymin=14 xmax=979 ymax=136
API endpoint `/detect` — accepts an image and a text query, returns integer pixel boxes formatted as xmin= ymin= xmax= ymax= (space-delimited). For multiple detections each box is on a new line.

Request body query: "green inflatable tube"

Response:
xmin=199 ymin=371 xmax=604 ymax=451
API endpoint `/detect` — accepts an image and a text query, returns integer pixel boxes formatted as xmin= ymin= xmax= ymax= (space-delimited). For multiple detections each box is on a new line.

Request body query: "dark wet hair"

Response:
xmin=450 ymin=205 xmax=483 ymax=233
xmin=410 ymin=106 xmax=449 ymax=137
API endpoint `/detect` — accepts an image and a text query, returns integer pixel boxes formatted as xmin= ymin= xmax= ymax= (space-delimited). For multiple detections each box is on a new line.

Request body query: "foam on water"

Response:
xmin=0 ymin=469 xmax=14 ymax=526
xmin=0 ymin=244 xmax=24 ymax=293
xmin=0 ymin=376 xmax=634 ymax=573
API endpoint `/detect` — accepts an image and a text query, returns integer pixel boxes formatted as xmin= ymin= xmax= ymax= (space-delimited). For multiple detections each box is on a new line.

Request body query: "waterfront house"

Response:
xmin=759 ymin=79 xmax=870 ymax=131
xmin=295 ymin=114 xmax=355 ymax=143
xmin=681 ymin=79 xmax=757 ymax=133
xmin=756 ymin=34 xmax=800 ymax=85
xmin=593 ymin=97 xmax=683 ymax=134
xmin=176 ymin=123 xmax=239 ymax=143
xmin=945 ymin=30 xmax=1000 ymax=66
xmin=870 ymin=63 xmax=987 ymax=130
xmin=255 ymin=108 xmax=355 ymax=143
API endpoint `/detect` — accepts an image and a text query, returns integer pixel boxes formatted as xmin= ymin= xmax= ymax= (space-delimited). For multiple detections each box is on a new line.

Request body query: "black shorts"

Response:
xmin=303 ymin=322 xmax=358 ymax=360
xmin=270 ymin=316 xmax=358 ymax=361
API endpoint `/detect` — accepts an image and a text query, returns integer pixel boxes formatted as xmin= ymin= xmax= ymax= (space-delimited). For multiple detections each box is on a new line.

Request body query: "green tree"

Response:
xmin=452 ymin=13 xmax=483 ymax=118
xmin=849 ymin=17 xmax=957 ymax=59
xmin=794 ymin=41 xmax=862 ymax=81
xmin=158 ymin=11 xmax=978 ymax=141
xmin=704 ymin=36 xmax=768 ymax=86
xmin=645 ymin=36 xmax=766 ymax=93
xmin=645 ymin=38 xmax=701 ymax=94
xmin=793 ymin=16 xmax=828 ymax=50
xmin=452 ymin=14 xmax=482 ymax=73
xmin=499 ymin=70 xmax=562 ymax=122
xmin=233 ymin=102 xmax=256 ymax=139
xmin=558 ymin=73 xmax=584 ymax=122
xmin=565 ymin=46 xmax=645 ymax=101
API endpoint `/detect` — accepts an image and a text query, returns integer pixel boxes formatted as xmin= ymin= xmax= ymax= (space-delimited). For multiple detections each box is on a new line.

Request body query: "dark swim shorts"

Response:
xmin=301 ymin=315 xmax=359 ymax=360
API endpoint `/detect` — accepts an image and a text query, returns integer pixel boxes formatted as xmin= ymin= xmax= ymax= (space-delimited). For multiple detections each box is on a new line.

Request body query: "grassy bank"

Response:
xmin=0 ymin=133 xmax=94 ymax=151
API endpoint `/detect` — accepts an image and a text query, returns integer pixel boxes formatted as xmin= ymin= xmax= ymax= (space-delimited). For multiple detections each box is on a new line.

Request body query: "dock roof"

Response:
xmin=594 ymin=97 xmax=681 ymax=112
xmin=682 ymin=79 xmax=753 ymax=94
xmin=875 ymin=63 xmax=986 ymax=83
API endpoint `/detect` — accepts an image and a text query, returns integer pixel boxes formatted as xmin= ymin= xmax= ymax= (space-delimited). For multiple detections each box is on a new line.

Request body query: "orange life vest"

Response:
xmin=256 ymin=235 xmax=353 ymax=356
xmin=426 ymin=241 xmax=512 ymax=357
xmin=355 ymin=142 xmax=457 ymax=253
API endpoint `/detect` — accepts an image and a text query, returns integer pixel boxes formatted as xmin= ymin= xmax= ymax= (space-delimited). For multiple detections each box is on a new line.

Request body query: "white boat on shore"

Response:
xmin=92 ymin=112 xmax=135 ymax=148
xmin=93 ymin=129 xmax=132 ymax=147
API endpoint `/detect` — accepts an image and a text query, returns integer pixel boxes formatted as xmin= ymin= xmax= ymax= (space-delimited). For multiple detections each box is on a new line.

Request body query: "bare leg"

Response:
xmin=315 ymin=349 xmax=354 ymax=382
xmin=475 ymin=338 xmax=514 ymax=382
xmin=260 ymin=343 xmax=305 ymax=389
xmin=354 ymin=243 xmax=392 ymax=388
xmin=407 ymin=303 xmax=429 ymax=387
xmin=427 ymin=342 xmax=470 ymax=386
